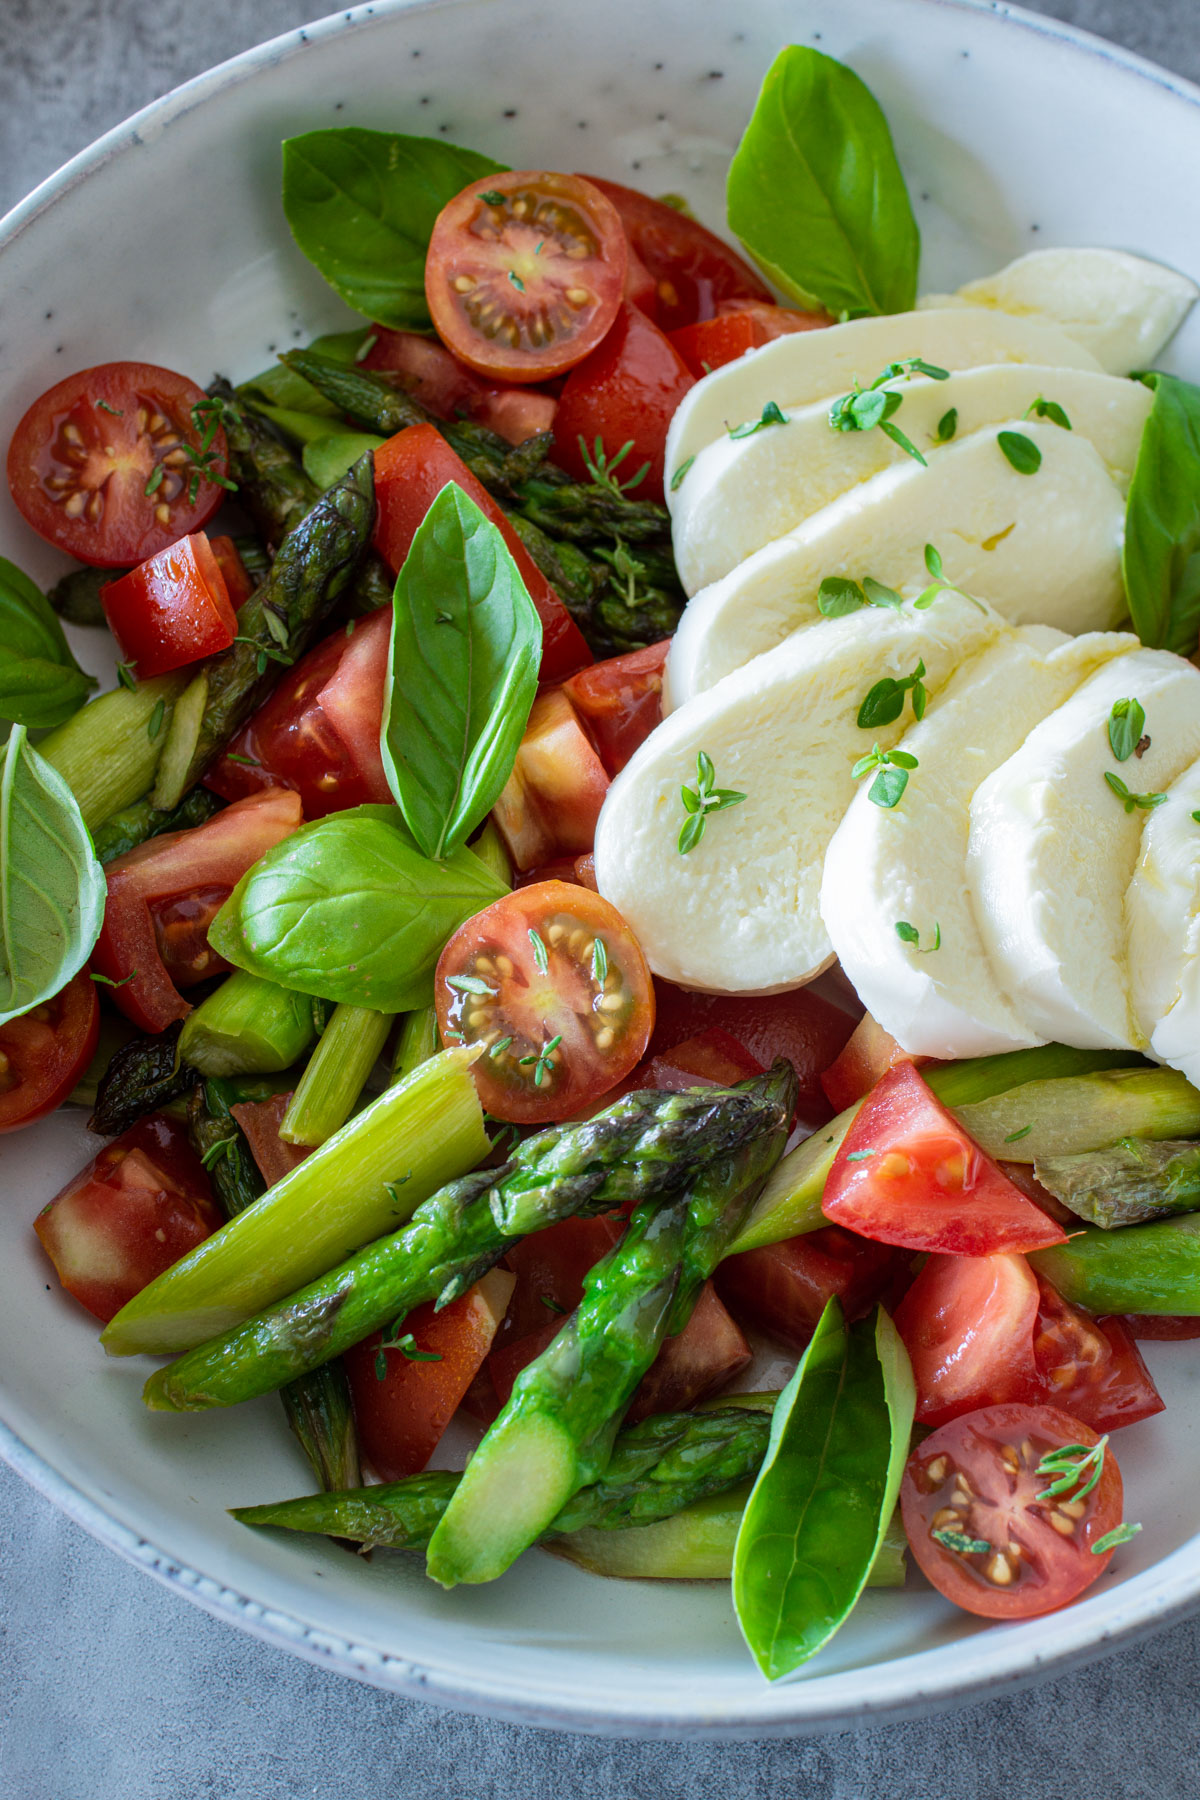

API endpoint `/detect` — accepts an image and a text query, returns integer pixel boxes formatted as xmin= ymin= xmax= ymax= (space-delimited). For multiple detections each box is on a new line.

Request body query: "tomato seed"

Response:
xmin=1048 ymin=1510 xmax=1077 ymax=1537
xmin=925 ymin=1455 xmax=950 ymax=1484
xmin=453 ymin=275 xmax=476 ymax=293
xmin=985 ymin=1554 xmax=1014 ymax=1586
xmin=595 ymin=1027 xmax=614 ymax=1051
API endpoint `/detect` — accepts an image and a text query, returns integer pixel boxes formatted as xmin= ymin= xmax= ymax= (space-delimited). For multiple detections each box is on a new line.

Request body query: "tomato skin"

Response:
xmin=823 ymin=1062 xmax=1067 ymax=1256
xmin=1031 ymin=1276 xmax=1163 ymax=1431
xmin=426 ymin=171 xmax=627 ymax=382
xmin=230 ymin=1093 xmax=312 ymax=1189
xmin=901 ymin=1403 xmax=1125 ymax=1619
xmin=0 ymin=972 xmax=99 ymax=1133
xmin=100 ymin=531 xmax=237 ymax=678
xmin=362 ymin=327 xmax=558 ymax=445
xmin=552 ymin=302 xmax=695 ymax=504
xmin=1122 ymin=1314 xmax=1200 ymax=1340
xmin=718 ymin=1226 xmax=908 ymax=1353
xmin=7 ymin=361 xmax=228 ymax=567
xmin=34 ymin=1114 xmax=221 ymax=1322
xmin=581 ymin=179 xmax=773 ymax=332
xmin=624 ymin=1282 xmax=751 ymax=1421
xmin=435 ymin=880 xmax=655 ymax=1124
xmin=895 ymin=1252 xmax=1043 ymax=1427
xmin=92 ymin=788 xmax=303 ymax=1033
xmin=637 ymin=1027 xmax=763 ymax=1092
xmin=819 ymin=1011 xmax=918 ymax=1111
xmin=372 ymin=423 xmax=591 ymax=683
xmin=491 ymin=687 xmax=610 ymax=873
xmin=562 ymin=639 xmax=669 ymax=775
xmin=344 ymin=1269 xmax=513 ymax=1479
xmin=668 ymin=312 xmax=762 ymax=379
xmin=715 ymin=297 xmax=831 ymax=339
xmin=208 ymin=535 xmax=255 ymax=609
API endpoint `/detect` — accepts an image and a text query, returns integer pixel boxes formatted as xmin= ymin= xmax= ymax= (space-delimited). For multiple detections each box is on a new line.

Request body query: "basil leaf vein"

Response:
xmin=1123 ymin=370 xmax=1200 ymax=653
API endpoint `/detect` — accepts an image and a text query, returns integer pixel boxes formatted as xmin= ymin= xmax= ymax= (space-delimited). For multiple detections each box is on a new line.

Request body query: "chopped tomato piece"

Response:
xmin=92 ymin=788 xmax=302 ymax=1034
xmin=637 ymin=1027 xmax=763 ymax=1092
xmin=491 ymin=687 xmax=610 ymax=873
xmin=574 ymin=852 xmax=598 ymax=890
xmin=901 ymin=1404 xmax=1126 ymax=1619
xmin=1031 ymin=1276 xmax=1163 ymax=1431
xmin=34 ymin=1114 xmax=221 ymax=1322
xmin=581 ymin=179 xmax=773 ymax=332
xmin=208 ymin=535 xmax=255 ymax=609
xmin=622 ymin=242 xmax=660 ymax=320
xmin=230 ymin=1093 xmax=312 ymax=1188
xmin=823 ymin=1062 xmax=1067 ymax=1256
xmin=425 ymin=171 xmax=627 ymax=382
xmin=819 ymin=1010 xmax=915 ymax=1111
xmin=473 ymin=386 xmax=557 ymax=445
xmin=668 ymin=312 xmax=763 ymax=379
xmin=562 ymin=640 xmax=669 ymax=775
xmin=0 ymin=972 xmax=99 ymax=1133
xmin=361 ymin=328 xmax=557 ymax=445
xmin=488 ymin=1315 xmax=559 ymax=1408
xmin=552 ymin=301 xmax=694 ymax=504
xmin=1122 ymin=1314 xmax=1200 ymax=1340
xmin=345 ymin=1269 xmax=514 ymax=1480
xmin=894 ymin=1252 xmax=1043 ymax=1427
xmin=718 ymin=1226 xmax=908 ymax=1352
xmin=715 ymin=297 xmax=831 ymax=338
xmin=624 ymin=1282 xmax=751 ymax=1422
xmin=100 ymin=531 xmax=237 ymax=678
xmin=372 ymin=423 xmax=591 ymax=683
xmin=497 ymin=1211 xmax=625 ymax=1347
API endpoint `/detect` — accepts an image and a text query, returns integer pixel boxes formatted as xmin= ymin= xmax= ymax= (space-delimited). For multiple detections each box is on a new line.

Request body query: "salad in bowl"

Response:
xmin=3 ymin=32 xmax=1200 ymax=1688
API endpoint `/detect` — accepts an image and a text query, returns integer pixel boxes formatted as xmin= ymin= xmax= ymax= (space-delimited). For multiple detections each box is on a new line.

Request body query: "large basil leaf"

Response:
xmin=732 ymin=1298 xmax=915 ymax=1680
xmin=1122 ymin=371 xmax=1200 ymax=653
xmin=282 ymin=130 xmax=506 ymax=330
xmin=726 ymin=46 xmax=920 ymax=319
xmin=0 ymin=726 xmax=106 ymax=1025
xmin=382 ymin=484 xmax=541 ymax=861
xmin=0 ymin=556 xmax=96 ymax=730
xmin=207 ymin=804 xmax=508 ymax=1011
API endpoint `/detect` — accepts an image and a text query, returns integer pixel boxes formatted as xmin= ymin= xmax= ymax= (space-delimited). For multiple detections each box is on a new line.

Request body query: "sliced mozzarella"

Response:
xmin=671 ymin=363 xmax=1150 ymax=596
xmin=967 ymin=649 xmax=1200 ymax=1049
xmin=665 ymin=421 xmax=1126 ymax=711
xmin=920 ymin=248 xmax=1197 ymax=376
xmin=664 ymin=306 xmax=1103 ymax=479
xmin=1127 ymin=757 xmax=1200 ymax=1085
xmin=820 ymin=628 xmax=1137 ymax=1058
xmin=594 ymin=594 xmax=1003 ymax=994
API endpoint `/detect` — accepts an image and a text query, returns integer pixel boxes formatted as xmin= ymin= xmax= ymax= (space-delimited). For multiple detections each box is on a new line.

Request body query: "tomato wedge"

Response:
xmin=819 ymin=1010 xmax=919 ymax=1111
xmin=100 ymin=531 xmax=237 ymax=678
xmin=435 ymin=880 xmax=654 ymax=1123
xmin=823 ymin=1062 xmax=1067 ymax=1255
xmin=667 ymin=304 xmax=828 ymax=378
xmin=901 ymin=1403 xmax=1127 ymax=1619
xmin=362 ymin=327 xmax=558 ymax=444
xmin=718 ymin=1226 xmax=908 ymax=1353
xmin=1031 ymin=1275 xmax=1163 ymax=1431
xmin=490 ymin=687 xmax=610 ymax=873
xmin=0 ymin=971 xmax=99 ymax=1133
xmin=230 ymin=1093 xmax=311 ymax=1189
xmin=581 ymin=178 xmax=774 ymax=332
xmin=562 ymin=639 xmax=669 ymax=775
xmin=425 ymin=171 xmax=627 ymax=382
xmin=7 ymin=361 xmax=229 ymax=566
xmin=551 ymin=301 xmax=694 ymax=504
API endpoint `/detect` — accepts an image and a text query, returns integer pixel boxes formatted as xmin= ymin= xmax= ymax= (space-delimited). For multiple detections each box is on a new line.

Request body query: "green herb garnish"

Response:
xmin=669 ymin=454 xmax=696 ymax=492
xmin=828 ymin=359 xmax=950 ymax=465
xmin=852 ymin=744 xmax=918 ymax=809
xmin=677 ymin=751 xmax=747 ymax=854
xmin=857 ymin=659 xmax=926 ymax=728
xmin=931 ymin=1527 xmax=992 ymax=1555
xmin=1104 ymin=771 xmax=1167 ymax=813
xmin=528 ymin=928 xmax=549 ymax=974
xmin=729 ymin=400 xmax=789 ymax=440
xmin=1108 ymin=698 xmax=1147 ymax=764
xmin=579 ymin=436 xmax=649 ymax=496
xmin=934 ymin=407 xmax=958 ymax=444
xmin=519 ymin=1032 xmax=564 ymax=1088
xmin=1025 ymin=396 xmax=1072 ymax=430
xmin=895 ymin=919 xmax=940 ymax=952
xmin=998 ymin=430 xmax=1042 ymax=475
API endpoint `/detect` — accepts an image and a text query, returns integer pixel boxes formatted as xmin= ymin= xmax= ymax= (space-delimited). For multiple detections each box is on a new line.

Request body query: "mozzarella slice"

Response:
xmin=665 ymin=421 xmax=1126 ymax=711
xmin=594 ymin=594 xmax=1003 ymax=994
xmin=671 ymin=363 xmax=1151 ymax=596
xmin=920 ymin=248 xmax=1197 ymax=376
xmin=820 ymin=628 xmax=1137 ymax=1057
xmin=1127 ymin=757 xmax=1200 ymax=1085
xmin=664 ymin=306 xmax=1103 ymax=479
xmin=967 ymin=649 xmax=1200 ymax=1049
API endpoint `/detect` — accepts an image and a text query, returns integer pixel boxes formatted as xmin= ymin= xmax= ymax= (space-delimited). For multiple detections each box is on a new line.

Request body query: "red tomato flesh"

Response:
xmin=490 ymin=687 xmax=610 ymax=873
xmin=372 ymin=423 xmax=591 ymax=684
xmin=208 ymin=535 xmax=255 ymax=609
xmin=101 ymin=531 xmax=236 ymax=678
xmin=435 ymin=880 xmax=654 ymax=1124
xmin=820 ymin=1010 xmax=917 ymax=1112
xmin=668 ymin=304 xmax=830 ymax=378
xmin=624 ymin=1282 xmax=751 ymax=1421
xmin=718 ymin=1226 xmax=908 ymax=1353
xmin=497 ymin=1211 xmax=625 ymax=1348
xmin=823 ymin=1062 xmax=1067 ymax=1256
xmin=362 ymin=327 xmax=558 ymax=445
xmin=1122 ymin=1315 xmax=1200 ymax=1340
xmin=552 ymin=301 xmax=694 ymax=504
xmin=0 ymin=971 xmax=99 ymax=1133
xmin=637 ymin=1027 xmax=763 ymax=1092
xmin=230 ymin=1094 xmax=312 ymax=1189
xmin=562 ymin=639 xmax=669 ymax=775
xmin=34 ymin=1114 xmax=221 ymax=1322
xmin=425 ymin=171 xmax=627 ymax=382
xmin=1031 ymin=1276 xmax=1163 ymax=1431
xmin=715 ymin=297 xmax=832 ymax=338
xmin=92 ymin=788 xmax=303 ymax=1034
xmin=7 ymin=362 xmax=228 ymax=567
xmin=580 ymin=179 xmax=773 ymax=333
xmin=901 ymin=1403 xmax=1125 ymax=1619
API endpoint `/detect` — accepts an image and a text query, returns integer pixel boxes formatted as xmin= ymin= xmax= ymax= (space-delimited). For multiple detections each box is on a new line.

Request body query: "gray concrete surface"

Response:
xmin=1 ymin=2 xmax=1198 ymax=1794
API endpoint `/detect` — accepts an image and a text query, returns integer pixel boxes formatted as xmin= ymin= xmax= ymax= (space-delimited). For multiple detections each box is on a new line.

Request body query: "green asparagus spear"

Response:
xmin=425 ymin=1062 xmax=796 ymax=1586
xmin=1035 ymin=1138 xmax=1200 ymax=1229
xmin=278 ymin=1003 xmax=393 ymax=1146
xmin=91 ymin=787 xmax=223 ymax=865
xmin=142 ymin=1077 xmax=791 ymax=1412
xmin=1030 ymin=1213 xmax=1200 ymax=1314
xmin=47 ymin=564 xmax=124 ymax=628
xmin=176 ymin=970 xmax=319 ymax=1078
xmin=89 ymin=1023 xmax=202 ymax=1138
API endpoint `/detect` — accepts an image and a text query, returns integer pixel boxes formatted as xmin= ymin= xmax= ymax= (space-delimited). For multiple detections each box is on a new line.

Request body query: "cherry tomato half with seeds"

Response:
xmin=7 ymin=362 xmax=229 ymax=567
xmin=425 ymin=171 xmax=628 ymax=382
xmin=0 ymin=971 xmax=99 ymax=1133
xmin=901 ymin=1402 xmax=1127 ymax=1619
xmin=435 ymin=881 xmax=654 ymax=1123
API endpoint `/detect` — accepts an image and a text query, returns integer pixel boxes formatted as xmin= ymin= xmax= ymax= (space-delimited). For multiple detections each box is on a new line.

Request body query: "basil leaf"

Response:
xmin=282 ymin=130 xmax=506 ymax=329
xmin=732 ymin=1299 xmax=915 ymax=1679
xmin=0 ymin=556 xmax=95 ymax=730
xmin=381 ymin=484 xmax=541 ymax=862
xmin=726 ymin=47 xmax=920 ymax=319
xmin=207 ymin=804 xmax=507 ymax=1011
xmin=1123 ymin=371 xmax=1200 ymax=653
xmin=0 ymin=726 xmax=106 ymax=1026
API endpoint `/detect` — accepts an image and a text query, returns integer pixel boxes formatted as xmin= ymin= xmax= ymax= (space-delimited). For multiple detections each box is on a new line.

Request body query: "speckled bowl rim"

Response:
xmin=3 ymin=0 xmax=1200 ymax=1739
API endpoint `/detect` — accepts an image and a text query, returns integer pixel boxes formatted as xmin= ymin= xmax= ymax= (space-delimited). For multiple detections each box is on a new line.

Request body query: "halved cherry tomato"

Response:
xmin=490 ymin=687 xmax=610 ymax=873
xmin=435 ymin=881 xmax=654 ymax=1123
xmin=717 ymin=1226 xmax=908 ymax=1353
xmin=362 ymin=327 xmax=558 ymax=445
xmin=100 ymin=531 xmax=237 ymax=678
xmin=823 ymin=1062 xmax=1067 ymax=1256
xmin=372 ymin=423 xmax=591 ymax=684
xmin=92 ymin=788 xmax=303 ymax=1034
xmin=425 ymin=171 xmax=627 ymax=382
xmin=819 ymin=1010 xmax=915 ymax=1111
xmin=7 ymin=362 xmax=228 ymax=567
xmin=901 ymin=1403 xmax=1126 ymax=1619
xmin=207 ymin=610 xmax=393 ymax=819
xmin=1031 ymin=1276 xmax=1163 ymax=1431
xmin=552 ymin=302 xmax=695 ymax=504
xmin=562 ymin=640 xmax=669 ymax=775
xmin=624 ymin=1282 xmax=751 ymax=1422
xmin=230 ymin=1093 xmax=312 ymax=1189
xmin=581 ymin=179 xmax=773 ymax=333
xmin=208 ymin=535 xmax=255 ymax=609
xmin=344 ymin=1269 xmax=514 ymax=1480
xmin=0 ymin=971 xmax=99 ymax=1133
xmin=34 ymin=1113 xmax=221 ymax=1322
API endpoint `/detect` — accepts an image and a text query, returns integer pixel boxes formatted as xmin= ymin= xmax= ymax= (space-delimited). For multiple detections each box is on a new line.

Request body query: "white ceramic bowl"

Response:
xmin=4 ymin=0 xmax=1200 ymax=1739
